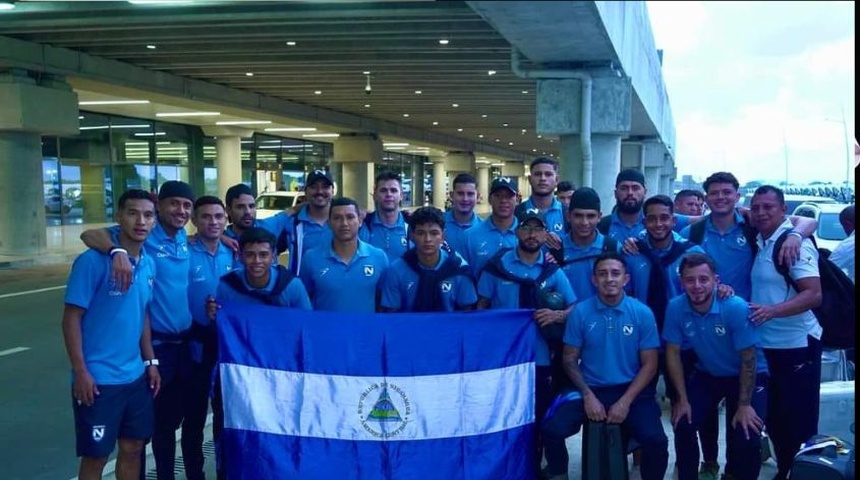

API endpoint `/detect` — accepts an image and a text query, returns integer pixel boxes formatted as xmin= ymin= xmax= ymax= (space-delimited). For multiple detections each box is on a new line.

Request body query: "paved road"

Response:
xmin=0 ymin=264 xmax=79 ymax=480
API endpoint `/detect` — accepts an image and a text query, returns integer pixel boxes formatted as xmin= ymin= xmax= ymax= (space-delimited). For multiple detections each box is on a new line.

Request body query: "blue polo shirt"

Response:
xmin=188 ymin=241 xmax=235 ymax=326
xmin=443 ymin=210 xmax=482 ymax=256
xmin=559 ymin=233 xmax=620 ymax=300
xmin=299 ymin=240 xmax=389 ymax=312
xmin=564 ymin=294 xmax=660 ymax=387
xmin=359 ymin=211 xmax=410 ymax=260
xmin=109 ymin=221 xmax=192 ymax=335
xmin=463 ymin=216 xmax=520 ymax=276
xmin=663 ymin=293 xmax=768 ymax=377
xmin=679 ymin=211 xmax=754 ymax=300
xmin=380 ymin=249 xmax=477 ymax=312
xmin=626 ymin=234 xmax=705 ymax=307
xmin=65 ymin=248 xmax=156 ymax=385
xmin=216 ymin=266 xmax=312 ymax=310
xmin=286 ymin=204 xmax=333 ymax=275
xmin=603 ymin=212 xmax=692 ymax=243
xmin=225 ymin=212 xmax=292 ymax=245
xmin=521 ymin=197 xmax=566 ymax=235
xmin=477 ymin=249 xmax=576 ymax=366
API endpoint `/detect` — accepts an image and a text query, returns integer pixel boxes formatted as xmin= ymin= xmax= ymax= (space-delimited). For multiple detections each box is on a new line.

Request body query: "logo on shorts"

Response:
xmin=358 ymin=382 xmax=411 ymax=439
xmin=92 ymin=425 xmax=106 ymax=442
xmin=363 ymin=265 xmax=375 ymax=277
xmin=440 ymin=281 xmax=452 ymax=293
xmin=622 ymin=324 xmax=634 ymax=336
xmin=715 ymin=325 xmax=726 ymax=336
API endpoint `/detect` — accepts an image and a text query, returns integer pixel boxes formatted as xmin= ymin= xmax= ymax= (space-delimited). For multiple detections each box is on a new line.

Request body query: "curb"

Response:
xmin=0 ymin=252 xmax=80 ymax=270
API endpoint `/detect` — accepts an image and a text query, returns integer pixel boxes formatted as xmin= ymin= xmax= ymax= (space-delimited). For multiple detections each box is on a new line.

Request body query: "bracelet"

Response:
xmin=787 ymin=231 xmax=803 ymax=240
xmin=143 ymin=358 xmax=159 ymax=367
xmin=109 ymin=246 xmax=128 ymax=258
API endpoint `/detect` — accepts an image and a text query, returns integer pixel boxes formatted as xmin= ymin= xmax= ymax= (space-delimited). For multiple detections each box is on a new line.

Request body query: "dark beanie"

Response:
xmin=157 ymin=180 xmax=195 ymax=202
xmin=569 ymin=187 xmax=601 ymax=212
xmin=615 ymin=168 xmax=646 ymax=187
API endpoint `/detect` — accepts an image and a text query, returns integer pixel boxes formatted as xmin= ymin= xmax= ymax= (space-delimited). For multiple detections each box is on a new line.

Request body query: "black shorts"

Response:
xmin=73 ymin=375 xmax=154 ymax=458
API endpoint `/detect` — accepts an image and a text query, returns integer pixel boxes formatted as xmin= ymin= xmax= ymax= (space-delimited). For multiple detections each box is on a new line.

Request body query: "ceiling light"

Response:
xmin=263 ymin=127 xmax=316 ymax=132
xmin=128 ymin=0 xmax=193 ymax=4
xmin=414 ymin=90 xmax=422 ymax=94
xmin=245 ymin=72 xmax=254 ymax=77
xmin=487 ymin=70 xmax=496 ymax=76
xmin=457 ymin=128 xmax=463 ymax=132
xmin=146 ymin=44 xmax=157 ymax=50
xmin=156 ymin=111 xmax=220 ymax=117
xmin=134 ymin=132 xmax=167 ymax=137
xmin=79 ymin=100 xmax=150 ymax=105
xmin=452 ymin=103 xmax=459 ymax=108
xmin=216 ymin=120 xmax=271 ymax=126
xmin=302 ymin=133 xmax=340 ymax=138
xmin=481 ymin=114 xmax=488 ymax=118
xmin=495 ymin=139 xmax=500 ymax=142
xmin=521 ymin=129 xmax=527 ymax=134
xmin=82 ymin=124 xmax=151 ymax=130
xmin=502 ymin=123 xmax=509 ymax=127
xmin=522 ymin=90 xmax=529 ymax=94
xmin=432 ymin=121 xmax=439 ymax=126
xmin=362 ymin=71 xmax=371 ymax=75
xmin=532 ymin=149 xmax=537 ymax=152
xmin=364 ymin=104 xmax=371 ymax=108
xmin=478 ymin=134 xmax=484 ymax=138
xmin=403 ymin=113 xmax=410 ymax=117
xmin=491 ymin=163 xmax=505 ymax=167
xmin=383 ymin=143 xmax=409 ymax=147
xmin=508 ymin=142 xmax=514 ymax=146
xmin=0 ymin=2 xmax=16 ymax=10
xmin=438 ymin=39 xmax=449 ymax=45
xmin=314 ymin=90 xmax=322 ymax=95
xmin=78 ymin=116 xmax=85 ymax=120
xmin=537 ymin=135 xmax=543 ymax=139
xmin=286 ymin=41 xmax=297 ymax=46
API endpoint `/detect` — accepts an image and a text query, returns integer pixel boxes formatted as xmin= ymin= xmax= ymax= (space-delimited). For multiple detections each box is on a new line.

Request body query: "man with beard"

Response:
xmin=748 ymin=186 xmax=822 ymax=480
xmin=183 ymin=196 xmax=235 ymax=480
xmin=380 ymin=206 xmax=477 ymax=312
xmin=301 ymin=197 xmax=389 ymax=312
xmin=443 ymin=173 xmax=482 ymax=256
xmin=359 ymin=171 xmax=411 ymax=260
xmin=463 ymin=177 xmax=521 ymax=276
xmin=287 ymin=169 xmax=335 ymax=276
xmin=476 ymin=211 xmax=576 ymax=477
xmin=223 ymin=183 xmax=290 ymax=257
xmin=80 ymin=180 xmax=195 ymax=480
xmin=542 ymin=252 xmax=668 ymax=480
xmin=663 ymin=253 xmax=769 ymax=480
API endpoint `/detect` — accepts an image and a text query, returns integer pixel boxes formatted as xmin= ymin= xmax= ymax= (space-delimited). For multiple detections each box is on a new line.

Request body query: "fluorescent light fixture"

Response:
xmin=432 ymin=121 xmax=439 ymax=126
xmin=128 ymin=1 xmax=194 ymax=5
xmin=522 ymin=90 xmax=529 ymax=94
xmin=362 ymin=71 xmax=371 ymax=75
xmin=78 ymin=116 xmax=85 ymax=120
xmin=80 ymin=124 xmax=152 ymax=130
xmin=364 ymin=104 xmax=371 ymax=108
xmin=245 ymin=72 xmax=254 ymax=77
xmin=457 ymin=128 xmax=463 ymax=132
xmin=286 ymin=41 xmax=297 ymax=46
xmin=508 ymin=142 xmax=514 ymax=146
xmin=79 ymin=100 xmax=150 ymax=106
xmin=313 ymin=90 xmax=322 ymax=95
xmin=302 ymin=133 xmax=340 ymax=138
xmin=383 ymin=143 xmax=409 ymax=147
xmin=451 ymin=103 xmax=459 ymax=108
xmin=438 ymin=39 xmax=449 ymax=45
xmin=403 ymin=114 xmax=410 ymax=117
xmin=146 ymin=44 xmax=157 ymax=50
xmin=478 ymin=134 xmax=484 ymax=138
xmin=215 ymin=120 xmax=272 ymax=126
xmin=538 ymin=135 xmax=543 ymax=139
xmin=264 ymin=127 xmax=316 ymax=132
xmin=0 ymin=2 xmax=16 ymax=10
xmin=487 ymin=70 xmax=496 ymax=76
xmin=155 ymin=112 xmax=220 ymax=117
xmin=386 ymin=146 xmax=406 ymax=150
xmin=134 ymin=132 xmax=167 ymax=136
xmin=414 ymin=90 xmax=422 ymax=94
xmin=533 ymin=149 xmax=537 ymax=152
xmin=491 ymin=163 xmax=505 ymax=167
xmin=502 ymin=123 xmax=509 ymax=127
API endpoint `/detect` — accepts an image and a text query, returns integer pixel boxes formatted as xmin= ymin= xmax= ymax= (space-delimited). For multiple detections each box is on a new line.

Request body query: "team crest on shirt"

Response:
xmin=622 ymin=324 xmax=634 ymax=336
xmin=401 ymin=237 xmax=408 ymax=247
xmin=363 ymin=265 xmax=375 ymax=277
xmin=92 ymin=425 xmax=106 ymax=442
xmin=527 ymin=208 xmax=539 ymax=215
xmin=440 ymin=281 xmax=452 ymax=293
xmin=714 ymin=325 xmax=726 ymax=336
xmin=554 ymin=223 xmax=563 ymax=232
xmin=737 ymin=235 xmax=747 ymax=246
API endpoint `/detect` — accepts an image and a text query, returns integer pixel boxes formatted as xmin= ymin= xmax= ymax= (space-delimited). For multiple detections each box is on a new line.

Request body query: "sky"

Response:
xmin=646 ymin=1 xmax=855 ymax=187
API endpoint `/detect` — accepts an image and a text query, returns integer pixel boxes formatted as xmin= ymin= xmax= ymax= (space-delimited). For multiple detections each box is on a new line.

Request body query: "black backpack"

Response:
xmin=557 ymin=236 xmax=619 ymax=267
xmin=772 ymin=232 xmax=855 ymax=349
xmin=596 ymin=216 xmax=612 ymax=236
xmin=221 ymin=265 xmax=297 ymax=307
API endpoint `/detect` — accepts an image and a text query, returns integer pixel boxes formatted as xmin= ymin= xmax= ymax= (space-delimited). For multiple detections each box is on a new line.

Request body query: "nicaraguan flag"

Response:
xmin=217 ymin=304 xmax=536 ymax=480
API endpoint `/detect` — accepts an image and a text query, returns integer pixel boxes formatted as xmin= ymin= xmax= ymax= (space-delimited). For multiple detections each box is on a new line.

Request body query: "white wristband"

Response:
xmin=109 ymin=247 xmax=128 ymax=258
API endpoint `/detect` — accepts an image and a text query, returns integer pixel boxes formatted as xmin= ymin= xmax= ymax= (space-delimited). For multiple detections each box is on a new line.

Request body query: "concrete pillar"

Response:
xmin=0 ymin=69 xmax=78 ymax=255
xmin=216 ymin=136 xmax=242 ymax=198
xmin=645 ymin=167 xmax=661 ymax=195
xmin=620 ymin=143 xmax=641 ymax=170
xmin=559 ymin=134 xmax=585 ymax=188
xmin=80 ymin=164 xmax=107 ymax=223
xmin=411 ymin=159 xmax=425 ymax=207
xmin=431 ymin=156 xmax=446 ymax=208
xmin=661 ymin=175 xmax=672 ymax=196
xmin=591 ymin=134 xmax=623 ymax=217
xmin=476 ymin=162 xmax=490 ymax=215
xmin=333 ymin=133 xmax=382 ymax=209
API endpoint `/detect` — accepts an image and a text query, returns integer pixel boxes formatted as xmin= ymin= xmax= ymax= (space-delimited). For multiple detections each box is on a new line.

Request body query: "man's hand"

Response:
xmin=607 ymin=398 xmax=630 ymax=424
xmin=731 ymin=405 xmax=763 ymax=440
xmin=73 ymin=369 xmax=99 ymax=407
xmin=716 ymin=283 xmax=735 ymax=299
xmin=206 ymin=296 xmax=221 ymax=321
xmin=622 ymin=237 xmax=640 ymax=255
xmin=533 ymin=308 xmax=564 ymax=328
xmin=147 ymin=365 xmax=162 ymax=398
xmin=583 ymin=393 xmax=607 ymax=422
xmin=777 ymin=234 xmax=802 ymax=267
xmin=111 ymin=252 xmax=134 ymax=293
xmin=545 ymin=232 xmax=563 ymax=251
xmin=748 ymin=303 xmax=777 ymax=327
xmin=671 ymin=399 xmax=692 ymax=428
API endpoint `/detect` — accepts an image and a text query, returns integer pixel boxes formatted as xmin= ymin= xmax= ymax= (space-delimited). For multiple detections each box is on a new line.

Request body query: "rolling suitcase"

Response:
xmin=790 ymin=435 xmax=855 ymax=480
xmin=819 ymin=381 xmax=855 ymax=442
xmin=582 ymin=421 xmax=628 ymax=480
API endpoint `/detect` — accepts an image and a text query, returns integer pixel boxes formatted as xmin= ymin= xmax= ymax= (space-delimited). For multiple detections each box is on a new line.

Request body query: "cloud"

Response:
xmin=646 ymin=1 xmax=708 ymax=57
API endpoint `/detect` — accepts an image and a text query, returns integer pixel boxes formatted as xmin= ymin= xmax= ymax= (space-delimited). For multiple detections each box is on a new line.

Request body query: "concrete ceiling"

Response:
xmin=0 ymin=0 xmax=638 ymax=160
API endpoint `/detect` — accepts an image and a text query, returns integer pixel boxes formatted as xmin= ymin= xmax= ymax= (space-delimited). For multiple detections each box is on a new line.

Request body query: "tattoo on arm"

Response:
xmin=562 ymin=346 xmax=590 ymax=395
xmin=739 ymin=347 xmax=756 ymax=406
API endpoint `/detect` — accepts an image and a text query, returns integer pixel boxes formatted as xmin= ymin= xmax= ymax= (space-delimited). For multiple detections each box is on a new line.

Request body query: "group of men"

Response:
xmin=62 ymin=156 xmax=835 ymax=480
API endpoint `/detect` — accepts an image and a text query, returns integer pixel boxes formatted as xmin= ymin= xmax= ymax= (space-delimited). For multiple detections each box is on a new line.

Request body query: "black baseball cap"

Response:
xmin=306 ymin=169 xmax=333 ymax=187
xmin=490 ymin=176 xmax=518 ymax=195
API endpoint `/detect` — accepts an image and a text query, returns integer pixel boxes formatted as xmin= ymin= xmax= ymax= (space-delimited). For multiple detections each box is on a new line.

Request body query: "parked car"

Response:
xmin=44 ymin=193 xmax=72 ymax=214
xmin=742 ymin=193 xmax=836 ymax=215
xmin=791 ymin=202 xmax=851 ymax=252
xmin=255 ymin=191 xmax=306 ymax=219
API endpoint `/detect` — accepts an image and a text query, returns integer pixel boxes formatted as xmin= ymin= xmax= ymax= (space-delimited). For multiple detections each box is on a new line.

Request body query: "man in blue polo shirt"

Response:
xmin=443 ymin=173 xmax=482 ymax=256
xmin=359 ymin=171 xmax=411 ymax=260
xmin=81 ymin=179 xmax=194 ymax=480
xmin=463 ymin=176 xmax=520 ymax=276
xmin=224 ymin=183 xmax=291 ymax=259
xmin=380 ymin=206 xmax=477 ymax=312
xmin=663 ymin=253 xmax=769 ymax=480
xmin=300 ymin=197 xmax=389 ymax=312
xmin=476 ymin=211 xmax=575 ymax=476
xmin=542 ymin=252 xmax=668 ymax=480
xmin=183 ymin=196 xmax=235 ymax=480
xmin=287 ymin=169 xmax=334 ymax=276
xmin=516 ymin=157 xmax=566 ymax=241
xmin=63 ymin=189 xmax=160 ymax=480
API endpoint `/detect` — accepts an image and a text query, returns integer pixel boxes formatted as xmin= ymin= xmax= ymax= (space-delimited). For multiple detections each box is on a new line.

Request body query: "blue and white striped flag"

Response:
xmin=217 ymin=304 xmax=536 ymax=480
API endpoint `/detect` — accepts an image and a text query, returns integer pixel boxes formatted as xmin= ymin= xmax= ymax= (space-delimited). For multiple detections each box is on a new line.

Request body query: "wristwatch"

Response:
xmin=143 ymin=359 xmax=160 ymax=367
